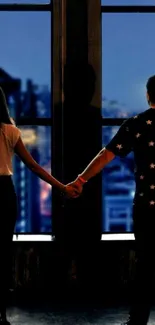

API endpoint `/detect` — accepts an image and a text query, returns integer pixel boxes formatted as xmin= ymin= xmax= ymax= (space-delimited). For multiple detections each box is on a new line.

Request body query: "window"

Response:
xmin=102 ymin=126 xmax=135 ymax=233
xmin=0 ymin=1 xmax=52 ymax=234
xmin=101 ymin=3 xmax=155 ymax=234
xmin=101 ymin=0 xmax=155 ymax=5
xmin=0 ymin=11 xmax=51 ymax=118
xmin=13 ymin=126 xmax=51 ymax=233
xmin=0 ymin=0 xmax=50 ymax=2
xmin=102 ymin=13 xmax=155 ymax=118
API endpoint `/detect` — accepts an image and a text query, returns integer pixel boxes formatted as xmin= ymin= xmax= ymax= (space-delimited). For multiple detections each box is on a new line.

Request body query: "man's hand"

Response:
xmin=65 ymin=179 xmax=84 ymax=198
xmin=63 ymin=184 xmax=79 ymax=198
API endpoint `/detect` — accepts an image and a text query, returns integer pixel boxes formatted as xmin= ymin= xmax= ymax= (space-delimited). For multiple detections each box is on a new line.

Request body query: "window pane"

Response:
xmin=101 ymin=0 xmax=155 ymax=5
xmin=102 ymin=126 xmax=135 ymax=233
xmin=102 ymin=13 xmax=155 ymax=118
xmin=0 ymin=0 xmax=50 ymax=3
xmin=13 ymin=126 xmax=52 ymax=234
xmin=0 ymin=12 xmax=51 ymax=118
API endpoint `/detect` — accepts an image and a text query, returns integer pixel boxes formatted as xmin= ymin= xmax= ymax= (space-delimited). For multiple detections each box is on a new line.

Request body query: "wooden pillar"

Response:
xmin=88 ymin=0 xmax=101 ymax=109
xmin=66 ymin=0 xmax=88 ymax=63
xmin=61 ymin=0 xmax=102 ymax=244
xmin=52 ymin=0 xmax=102 ymax=296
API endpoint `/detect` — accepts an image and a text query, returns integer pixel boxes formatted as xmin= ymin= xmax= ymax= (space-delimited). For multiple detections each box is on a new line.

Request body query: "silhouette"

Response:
xmin=0 ymin=87 xmax=74 ymax=325
xmin=68 ymin=75 xmax=155 ymax=325
xmin=53 ymin=62 xmax=102 ymax=300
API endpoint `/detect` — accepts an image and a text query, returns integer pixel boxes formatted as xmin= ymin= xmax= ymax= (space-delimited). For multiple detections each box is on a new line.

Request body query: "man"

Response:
xmin=67 ymin=75 xmax=155 ymax=325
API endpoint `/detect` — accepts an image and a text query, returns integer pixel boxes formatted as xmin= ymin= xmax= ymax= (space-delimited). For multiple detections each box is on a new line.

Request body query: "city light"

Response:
xmin=20 ymin=129 xmax=37 ymax=145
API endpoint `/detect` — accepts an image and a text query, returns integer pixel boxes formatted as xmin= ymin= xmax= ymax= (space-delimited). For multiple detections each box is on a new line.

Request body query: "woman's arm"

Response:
xmin=14 ymin=137 xmax=65 ymax=192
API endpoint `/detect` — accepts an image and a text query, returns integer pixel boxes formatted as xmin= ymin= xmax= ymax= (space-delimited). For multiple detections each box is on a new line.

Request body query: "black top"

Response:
xmin=106 ymin=108 xmax=155 ymax=207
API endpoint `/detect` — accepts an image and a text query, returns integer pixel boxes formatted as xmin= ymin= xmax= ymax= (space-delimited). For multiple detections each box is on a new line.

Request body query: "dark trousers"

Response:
xmin=129 ymin=204 xmax=155 ymax=325
xmin=0 ymin=176 xmax=17 ymax=315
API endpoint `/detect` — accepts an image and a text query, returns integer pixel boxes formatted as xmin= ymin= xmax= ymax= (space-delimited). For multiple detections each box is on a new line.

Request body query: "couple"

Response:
xmin=0 ymin=73 xmax=155 ymax=325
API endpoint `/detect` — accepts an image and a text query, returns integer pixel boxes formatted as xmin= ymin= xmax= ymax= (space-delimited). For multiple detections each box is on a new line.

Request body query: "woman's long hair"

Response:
xmin=0 ymin=87 xmax=14 ymax=125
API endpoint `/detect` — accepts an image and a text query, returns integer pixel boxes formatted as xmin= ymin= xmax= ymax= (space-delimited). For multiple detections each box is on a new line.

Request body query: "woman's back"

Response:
xmin=0 ymin=123 xmax=21 ymax=175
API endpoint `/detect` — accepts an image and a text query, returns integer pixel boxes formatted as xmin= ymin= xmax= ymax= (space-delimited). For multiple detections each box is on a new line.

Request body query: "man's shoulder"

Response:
xmin=121 ymin=110 xmax=148 ymax=130
xmin=123 ymin=109 xmax=152 ymax=133
xmin=131 ymin=109 xmax=150 ymax=121
xmin=123 ymin=110 xmax=150 ymax=128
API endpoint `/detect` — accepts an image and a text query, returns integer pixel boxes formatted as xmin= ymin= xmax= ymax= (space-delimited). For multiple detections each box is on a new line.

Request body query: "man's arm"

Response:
xmin=77 ymin=148 xmax=115 ymax=182
xmin=66 ymin=148 xmax=115 ymax=195
xmin=74 ymin=118 xmax=134 ymax=185
xmin=67 ymin=118 xmax=134 ymax=196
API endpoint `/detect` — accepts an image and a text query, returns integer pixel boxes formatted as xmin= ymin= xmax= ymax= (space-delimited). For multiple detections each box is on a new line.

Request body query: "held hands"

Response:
xmin=63 ymin=178 xmax=84 ymax=199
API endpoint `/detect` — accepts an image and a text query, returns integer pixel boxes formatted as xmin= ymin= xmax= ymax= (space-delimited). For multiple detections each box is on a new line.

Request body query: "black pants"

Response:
xmin=129 ymin=203 xmax=155 ymax=325
xmin=0 ymin=176 xmax=17 ymax=314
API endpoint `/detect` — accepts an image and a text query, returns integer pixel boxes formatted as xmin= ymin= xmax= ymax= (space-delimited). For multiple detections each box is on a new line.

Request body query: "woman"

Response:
xmin=0 ymin=87 xmax=74 ymax=325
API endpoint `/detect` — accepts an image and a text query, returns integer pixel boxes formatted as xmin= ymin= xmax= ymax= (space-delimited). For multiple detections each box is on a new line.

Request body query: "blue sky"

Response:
xmin=0 ymin=0 xmax=49 ymax=3
xmin=0 ymin=12 xmax=51 ymax=89
xmin=102 ymin=13 xmax=155 ymax=112
xmin=102 ymin=0 xmax=155 ymax=5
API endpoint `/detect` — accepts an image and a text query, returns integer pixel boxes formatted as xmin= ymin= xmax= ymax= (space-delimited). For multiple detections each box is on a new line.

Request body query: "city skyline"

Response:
xmin=0 ymin=12 xmax=51 ymax=90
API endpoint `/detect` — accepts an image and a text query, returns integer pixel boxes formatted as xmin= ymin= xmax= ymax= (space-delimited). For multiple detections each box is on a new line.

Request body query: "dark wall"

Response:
xmin=11 ymin=241 xmax=144 ymax=306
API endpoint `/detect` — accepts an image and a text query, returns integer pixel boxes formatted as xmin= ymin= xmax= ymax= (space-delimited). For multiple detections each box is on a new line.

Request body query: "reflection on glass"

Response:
xmin=13 ymin=126 xmax=52 ymax=234
xmin=0 ymin=12 xmax=51 ymax=117
xmin=102 ymin=0 xmax=155 ymax=5
xmin=102 ymin=126 xmax=135 ymax=233
xmin=102 ymin=13 xmax=155 ymax=117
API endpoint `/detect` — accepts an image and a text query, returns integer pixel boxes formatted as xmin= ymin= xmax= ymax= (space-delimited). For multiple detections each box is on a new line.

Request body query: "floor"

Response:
xmin=5 ymin=305 xmax=155 ymax=325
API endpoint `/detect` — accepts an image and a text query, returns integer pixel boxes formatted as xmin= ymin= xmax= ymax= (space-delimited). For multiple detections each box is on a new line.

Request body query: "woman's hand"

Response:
xmin=64 ymin=180 xmax=84 ymax=198
xmin=64 ymin=184 xmax=80 ymax=198
xmin=59 ymin=178 xmax=84 ymax=198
